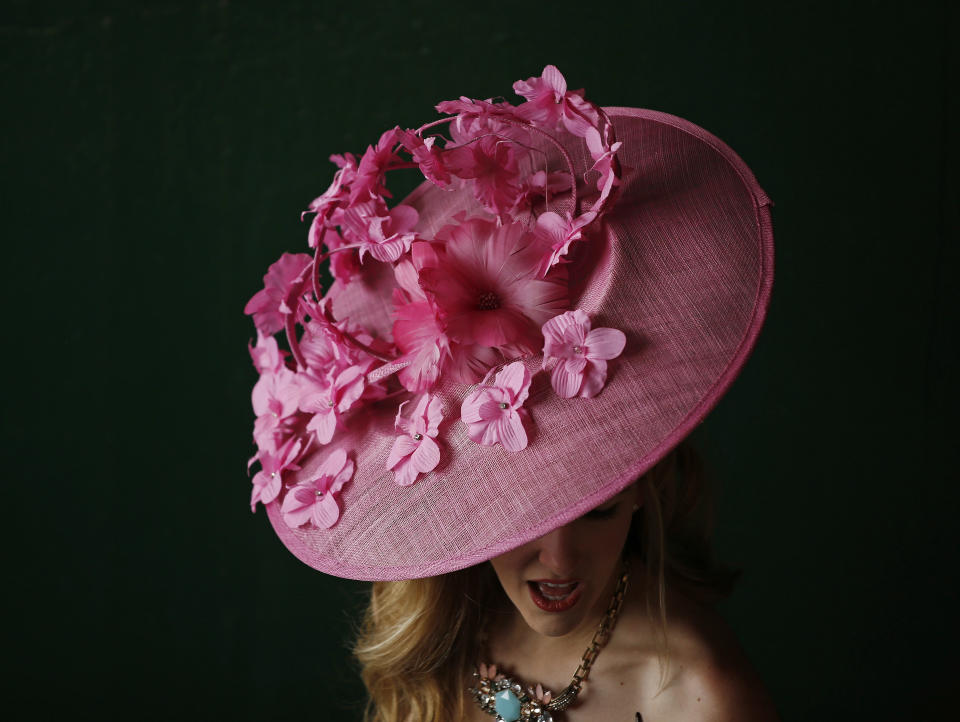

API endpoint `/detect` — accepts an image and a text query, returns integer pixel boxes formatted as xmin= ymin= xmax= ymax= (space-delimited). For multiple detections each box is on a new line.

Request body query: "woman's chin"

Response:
xmin=522 ymin=614 xmax=583 ymax=638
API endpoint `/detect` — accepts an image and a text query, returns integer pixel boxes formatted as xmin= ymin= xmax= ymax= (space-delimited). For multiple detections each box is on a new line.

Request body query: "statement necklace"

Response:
xmin=470 ymin=565 xmax=630 ymax=722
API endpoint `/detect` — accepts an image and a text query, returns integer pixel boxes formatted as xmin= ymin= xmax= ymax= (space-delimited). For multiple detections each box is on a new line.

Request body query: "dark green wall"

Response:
xmin=4 ymin=1 xmax=956 ymax=719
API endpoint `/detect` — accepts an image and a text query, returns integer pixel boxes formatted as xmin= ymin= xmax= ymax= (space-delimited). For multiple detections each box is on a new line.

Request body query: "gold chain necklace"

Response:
xmin=470 ymin=564 xmax=630 ymax=722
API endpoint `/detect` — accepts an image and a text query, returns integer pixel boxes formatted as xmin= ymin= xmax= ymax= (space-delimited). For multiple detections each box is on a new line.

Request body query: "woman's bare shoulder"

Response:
xmin=658 ymin=641 xmax=779 ymax=721
xmin=627 ymin=592 xmax=779 ymax=721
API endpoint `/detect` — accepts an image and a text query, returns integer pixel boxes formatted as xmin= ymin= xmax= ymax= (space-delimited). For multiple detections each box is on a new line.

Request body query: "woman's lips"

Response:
xmin=527 ymin=580 xmax=582 ymax=612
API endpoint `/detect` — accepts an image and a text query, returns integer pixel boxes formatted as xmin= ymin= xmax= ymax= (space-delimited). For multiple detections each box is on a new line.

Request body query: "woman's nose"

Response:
xmin=535 ymin=523 xmax=578 ymax=576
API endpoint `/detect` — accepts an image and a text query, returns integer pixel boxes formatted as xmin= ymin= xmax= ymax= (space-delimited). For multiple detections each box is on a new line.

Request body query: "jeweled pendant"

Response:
xmin=470 ymin=670 xmax=562 ymax=721
xmin=494 ymin=688 xmax=522 ymax=721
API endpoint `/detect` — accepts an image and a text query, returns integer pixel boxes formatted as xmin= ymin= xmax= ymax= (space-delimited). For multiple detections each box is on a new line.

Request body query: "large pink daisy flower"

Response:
xmin=418 ymin=217 xmax=567 ymax=357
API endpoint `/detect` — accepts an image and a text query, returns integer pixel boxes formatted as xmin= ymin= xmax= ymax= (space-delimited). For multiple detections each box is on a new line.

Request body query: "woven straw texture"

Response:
xmin=265 ymin=107 xmax=774 ymax=581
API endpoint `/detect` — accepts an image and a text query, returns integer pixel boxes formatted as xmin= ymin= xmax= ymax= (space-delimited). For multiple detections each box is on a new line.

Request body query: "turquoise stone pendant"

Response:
xmin=494 ymin=689 xmax=522 ymax=722
xmin=470 ymin=669 xmax=556 ymax=722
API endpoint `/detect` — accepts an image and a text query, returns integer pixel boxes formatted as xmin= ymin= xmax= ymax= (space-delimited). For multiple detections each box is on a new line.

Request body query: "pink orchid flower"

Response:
xmin=244 ymin=253 xmax=312 ymax=336
xmin=541 ymin=310 xmax=626 ymax=398
xmin=386 ymin=394 xmax=444 ymax=486
xmin=297 ymin=365 xmax=366 ymax=444
xmin=280 ymin=448 xmax=354 ymax=529
xmin=460 ymin=362 xmax=532 ymax=452
xmin=250 ymin=437 xmax=302 ymax=512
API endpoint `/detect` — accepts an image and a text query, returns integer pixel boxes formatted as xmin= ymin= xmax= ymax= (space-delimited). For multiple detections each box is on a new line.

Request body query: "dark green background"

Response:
xmin=3 ymin=1 xmax=957 ymax=719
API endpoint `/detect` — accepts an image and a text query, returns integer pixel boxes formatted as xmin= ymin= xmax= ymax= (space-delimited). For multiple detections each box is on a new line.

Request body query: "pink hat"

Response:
xmin=244 ymin=66 xmax=774 ymax=581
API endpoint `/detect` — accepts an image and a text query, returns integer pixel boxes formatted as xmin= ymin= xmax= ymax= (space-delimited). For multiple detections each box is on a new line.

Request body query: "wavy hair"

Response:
xmin=353 ymin=440 xmax=736 ymax=722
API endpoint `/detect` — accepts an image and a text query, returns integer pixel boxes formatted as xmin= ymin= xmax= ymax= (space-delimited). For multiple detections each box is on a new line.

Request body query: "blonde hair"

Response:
xmin=353 ymin=440 xmax=735 ymax=722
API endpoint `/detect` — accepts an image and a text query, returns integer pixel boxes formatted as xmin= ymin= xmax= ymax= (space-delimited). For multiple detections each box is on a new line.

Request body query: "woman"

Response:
xmin=245 ymin=65 xmax=777 ymax=721
xmin=355 ymin=444 xmax=778 ymax=721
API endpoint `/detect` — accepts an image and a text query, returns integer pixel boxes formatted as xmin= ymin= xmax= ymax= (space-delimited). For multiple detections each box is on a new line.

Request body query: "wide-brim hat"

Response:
xmin=247 ymin=72 xmax=773 ymax=582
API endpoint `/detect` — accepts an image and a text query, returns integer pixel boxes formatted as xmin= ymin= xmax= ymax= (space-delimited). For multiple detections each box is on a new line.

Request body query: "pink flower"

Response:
xmin=541 ymin=310 xmax=626 ymax=398
xmin=341 ymin=200 xmax=419 ymax=263
xmin=444 ymin=135 xmax=523 ymax=218
xmin=532 ymin=210 xmax=597 ymax=276
xmin=250 ymin=437 xmax=302 ymax=512
xmin=513 ymin=65 xmax=599 ymax=136
xmin=460 ymin=362 xmax=532 ymax=452
xmin=280 ymin=448 xmax=354 ymax=529
xmin=418 ymin=217 xmax=567 ymax=356
xmin=249 ymin=332 xmax=286 ymax=374
xmin=436 ymin=96 xmax=507 ymax=120
xmin=348 ymin=128 xmax=400 ymax=204
xmin=251 ymin=364 xmax=300 ymax=421
xmin=304 ymin=172 xmax=348 ymax=234
xmin=329 ymin=151 xmax=359 ymax=170
xmin=386 ymin=394 xmax=444 ymax=486
xmin=516 ymin=170 xmax=572 ymax=211
xmin=400 ymin=131 xmax=451 ymax=188
xmin=314 ymin=226 xmax=361 ymax=285
xmin=391 ymin=249 xmax=453 ymax=391
xmin=585 ymin=127 xmax=622 ymax=201
xmin=393 ymin=307 xmax=449 ymax=392
xmin=437 ymin=97 xmax=523 ymax=145
xmin=297 ymin=365 xmax=366 ymax=444
xmin=446 ymin=343 xmax=501 ymax=385
xmin=252 ymin=410 xmax=301 ymax=456
xmin=305 ymin=157 xmax=355 ymax=248
xmin=299 ymin=321 xmax=351 ymax=374
xmin=513 ymin=64 xmax=569 ymax=127
xmin=250 ymin=359 xmax=303 ymax=455
xmin=299 ymin=303 xmax=380 ymax=376
xmin=244 ymin=253 xmax=312 ymax=336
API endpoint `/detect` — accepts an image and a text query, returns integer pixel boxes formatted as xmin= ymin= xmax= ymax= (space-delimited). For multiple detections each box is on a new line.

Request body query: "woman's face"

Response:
xmin=489 ymin=485 xmax=639 ymax=639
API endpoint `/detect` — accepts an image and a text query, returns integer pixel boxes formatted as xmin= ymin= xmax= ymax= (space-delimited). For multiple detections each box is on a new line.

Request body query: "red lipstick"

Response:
xmin=527 ymin=579 xmax=582 ymax=612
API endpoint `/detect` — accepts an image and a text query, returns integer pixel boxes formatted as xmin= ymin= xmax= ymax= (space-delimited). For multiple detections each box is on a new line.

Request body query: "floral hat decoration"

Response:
xmin=245 ymin=65 xmax=774 ymax=581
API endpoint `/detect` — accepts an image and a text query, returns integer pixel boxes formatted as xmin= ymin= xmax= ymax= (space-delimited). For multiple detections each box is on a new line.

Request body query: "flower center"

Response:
xmin=476 ymin=291 xmax=502 ymax=311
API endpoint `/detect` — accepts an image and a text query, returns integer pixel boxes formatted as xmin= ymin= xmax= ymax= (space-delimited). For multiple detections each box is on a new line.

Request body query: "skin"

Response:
xmin=467 ymin=486 xmax=779 ymax=722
